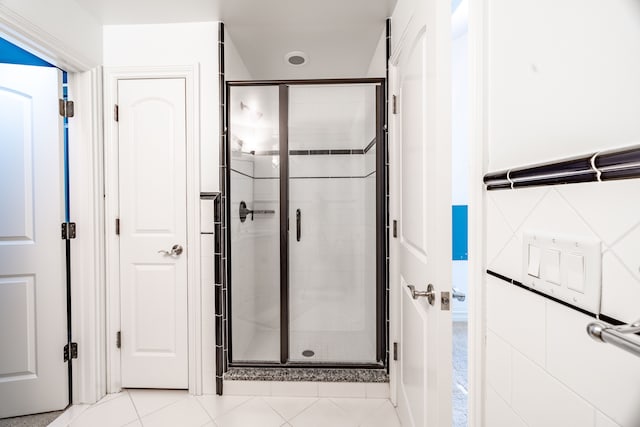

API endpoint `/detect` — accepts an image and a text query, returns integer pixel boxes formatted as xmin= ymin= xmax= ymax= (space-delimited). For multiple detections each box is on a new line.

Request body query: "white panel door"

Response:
xmin=118 ymin=78 xmax=188 ymax=389
xmin=0 ymin=64 xmax=67 ymax=417
xmin=391 ymin=0 xmax=452 ymax=425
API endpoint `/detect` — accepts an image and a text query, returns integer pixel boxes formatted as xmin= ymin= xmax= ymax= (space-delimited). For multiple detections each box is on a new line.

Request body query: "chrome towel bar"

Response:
xmin=587 ymin=319 xmax=640 ymax=358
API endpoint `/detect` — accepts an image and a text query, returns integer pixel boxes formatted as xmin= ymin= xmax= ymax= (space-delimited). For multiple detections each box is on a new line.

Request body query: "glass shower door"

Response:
xmin=228 ymin=85 xmax=281 ymax=362
xmin=287 ymin=84 xmax=379 ymax=363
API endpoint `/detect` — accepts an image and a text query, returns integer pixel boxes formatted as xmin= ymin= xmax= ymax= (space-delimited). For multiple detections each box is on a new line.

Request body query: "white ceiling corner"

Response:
xmin=74 ymin=0 xmax=396 ymax=79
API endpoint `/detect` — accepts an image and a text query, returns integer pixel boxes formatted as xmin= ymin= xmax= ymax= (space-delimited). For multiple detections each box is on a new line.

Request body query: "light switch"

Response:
xmin=541 ymin=249 xmax=561 ymax=284
xmin=566 ymin=253 xmax=585 ymax=293
xmin=522 ymin=232 xmax=601 ymax=313
xmin=527 ymin=245 xmax=541 ymax=278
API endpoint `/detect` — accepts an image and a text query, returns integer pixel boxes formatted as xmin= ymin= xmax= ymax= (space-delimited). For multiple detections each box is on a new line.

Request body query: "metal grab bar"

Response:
xmin=587 ymin=319 xmax=640 ymax=358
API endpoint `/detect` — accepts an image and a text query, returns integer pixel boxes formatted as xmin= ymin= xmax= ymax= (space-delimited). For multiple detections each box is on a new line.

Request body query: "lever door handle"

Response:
xmin=158 ymin=244 xmax=183 ymax=256
xmin=407 ymin=284 xmax=436 ymax=305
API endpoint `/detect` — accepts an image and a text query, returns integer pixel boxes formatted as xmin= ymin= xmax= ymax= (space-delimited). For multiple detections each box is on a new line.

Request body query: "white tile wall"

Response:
xmin=485 ymin=179 xmax=640 ymax=427
xmin=200 ymin=199 xmax=215 ymax=233
xmin=487 ymin=1 xmax=640 ymax=423
xmin=546 ymin=302 xmax=640 ymax=426
xmin=318 ymin=383 xmax=367 ymax=398
xmin=485 ymin=387 xmax=527 ymax=427
xmin=512 ymin=350 xmax=595 ymax=427
xmin=254 ymin=155 xmax=279 ymax=179
xmin=289 ymin=155 xmax=366 ymax=178
xmin=557 ymin=181 xmax=640 ymax=247
xmin=601 ymin=252 xmax=640 ymax=323
xmin=486 ymin=180 xmax=640 ymax=320
xmin=486 ymin=277 xmax=546 ymax=366
xmin=597 ymin=412 xmax=622 ymax=427
xmin=201 ymin=234 xmax=216 ymax=394
xmin=223 ymin=381 xmax=387 ymax=399
xmin=485 ymin=331 xmax=512 ymax=403
xmin=288 ymin=176 xmax=375 ymax=363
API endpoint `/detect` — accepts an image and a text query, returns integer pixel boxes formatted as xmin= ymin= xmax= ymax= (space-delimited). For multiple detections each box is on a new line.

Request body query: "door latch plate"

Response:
xmin=441 ymin=291 xmax=451 ymax=311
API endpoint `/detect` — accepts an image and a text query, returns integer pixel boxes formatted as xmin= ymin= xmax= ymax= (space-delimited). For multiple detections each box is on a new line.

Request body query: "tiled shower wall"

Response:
xmin=486 ymin=183 xmax=640 ymax=427
xmin=485 ymin=0 xmax=640 ymax=426
xmin=230 ymin=150 xmax=377 ymax=362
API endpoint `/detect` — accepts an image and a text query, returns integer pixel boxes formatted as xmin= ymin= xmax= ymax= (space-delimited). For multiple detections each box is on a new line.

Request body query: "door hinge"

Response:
xmin=393 ymin=220 xmax=398 ymax=238
xmin=392 ymin=94 xmax=397 ymax=114
xmin=393 ymin=342 xmax=398 ymax=361
xmin=115 ymin=218 xmax=120 ymax=235
xmin=114 ymin=104 xmax=119 ymax=122
xmin=63 ymin=342 xmax=78 ymax=362
xmin=59 ymin=99 xmax=75 ymax=118
xmin=61 ymin=222 xmax=76 ymax=240
xmin=116 ymin=331 xmax=121 ymax=349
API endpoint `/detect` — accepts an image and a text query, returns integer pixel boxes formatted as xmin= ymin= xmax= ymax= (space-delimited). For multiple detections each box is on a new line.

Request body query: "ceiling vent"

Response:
xmin=285 ymin=51 xmax=308 ymax=66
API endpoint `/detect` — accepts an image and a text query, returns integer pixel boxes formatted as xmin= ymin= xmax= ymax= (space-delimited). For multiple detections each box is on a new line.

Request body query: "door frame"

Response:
xmin=467 ymin=0 xmax=488 ymax=424
xmin=224 ymin=79 xmax=387 ymax=369
xmin=0 ymin=13 xmax=105 ymax=406
xmin=387 ymin=0 xmax=487 ymax=425
xmin=104 ymin=65 xmax=201 ymax=394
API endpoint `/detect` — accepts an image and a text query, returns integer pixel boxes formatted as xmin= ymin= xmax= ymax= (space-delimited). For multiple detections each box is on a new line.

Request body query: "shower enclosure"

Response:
xmin=226 ymin=79 xmax=385 ymax=367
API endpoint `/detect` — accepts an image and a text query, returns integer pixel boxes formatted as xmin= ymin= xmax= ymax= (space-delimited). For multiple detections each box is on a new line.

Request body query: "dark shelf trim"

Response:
xmin=484 ymin=144 xmax=640 ymax=190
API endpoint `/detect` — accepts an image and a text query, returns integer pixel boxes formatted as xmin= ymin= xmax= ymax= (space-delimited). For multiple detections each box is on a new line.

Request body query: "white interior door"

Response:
xmin=0 ymin=64 xmax=67 ymax=417
xmin=118 ymin=78 xmax=188 ymax=389
xmin=390 ymin=1 xmax=452 ymax=426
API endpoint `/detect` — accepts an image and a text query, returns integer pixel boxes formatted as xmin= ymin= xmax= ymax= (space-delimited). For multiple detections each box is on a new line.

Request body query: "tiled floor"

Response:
xmin=452 ymin=321 xmax=469 ymax=427
xmin=50 ymin=389 xmax=402 ymax=427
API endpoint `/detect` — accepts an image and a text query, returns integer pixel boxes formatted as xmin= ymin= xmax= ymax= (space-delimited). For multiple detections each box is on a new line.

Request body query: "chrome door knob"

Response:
xmin=407 ymin=284 xmax=436 ymax=305
xmin=158 ymin=244 xmax=183 ymax=256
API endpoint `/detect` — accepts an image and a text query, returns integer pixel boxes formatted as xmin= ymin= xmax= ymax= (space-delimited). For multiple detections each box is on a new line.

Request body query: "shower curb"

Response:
xmin=224 ymin=367 xmax=389 ymax=383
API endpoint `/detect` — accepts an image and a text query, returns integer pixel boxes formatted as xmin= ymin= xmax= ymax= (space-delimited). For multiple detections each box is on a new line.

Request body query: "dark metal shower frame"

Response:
xmin=225 ymin=78 xmax=387 ymax=369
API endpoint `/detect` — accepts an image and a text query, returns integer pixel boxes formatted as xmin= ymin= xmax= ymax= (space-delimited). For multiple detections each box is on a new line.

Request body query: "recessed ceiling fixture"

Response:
xmin=285 ymin=51 xmax=308 ymax=67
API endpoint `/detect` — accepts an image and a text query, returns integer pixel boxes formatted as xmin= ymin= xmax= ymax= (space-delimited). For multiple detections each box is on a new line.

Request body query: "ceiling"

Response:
xmin=74 ymin=0 xmax=396 ymax=79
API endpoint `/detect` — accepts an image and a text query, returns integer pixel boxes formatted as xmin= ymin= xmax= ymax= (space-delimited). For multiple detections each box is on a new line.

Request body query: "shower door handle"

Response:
xmin=296 ymin=209 xmax=301 ymax=242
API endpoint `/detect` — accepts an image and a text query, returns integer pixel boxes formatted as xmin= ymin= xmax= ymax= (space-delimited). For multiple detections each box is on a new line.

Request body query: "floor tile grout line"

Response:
xmin=125 ymin=391 xmax=142 ymax=425
xmin=286 ymin=397 xmax=328 ymax=424
xmin=126 ymin=390 xmax=191 ymax=422
xmin=254 ymin=396 xmax=288 ymax=424
xmin=211 ymin=395 xmax=259 ymax=422
xmin=87 ymin=390 xmax=129 ymax=410
xmin=193 ymin=394 xmax=217 ymax=425
xmin=199 ymin=395 xmax=252 ymax=421
xmin=329 ymin=396 xmax=388 ymax=425
xmin=262 ymin=396 xmax=319 ymax=422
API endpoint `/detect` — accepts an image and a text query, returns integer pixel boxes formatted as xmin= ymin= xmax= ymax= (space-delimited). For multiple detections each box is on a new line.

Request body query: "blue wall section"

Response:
xmin=0 ymin=38 xmax=54 ymax=67
xmin=452 ymin=205 xmax=468 ymax=260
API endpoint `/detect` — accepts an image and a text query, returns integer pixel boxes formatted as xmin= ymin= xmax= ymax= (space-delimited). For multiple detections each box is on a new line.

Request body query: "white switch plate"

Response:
xmin=522 ymin=232 xmax=601 ymax=314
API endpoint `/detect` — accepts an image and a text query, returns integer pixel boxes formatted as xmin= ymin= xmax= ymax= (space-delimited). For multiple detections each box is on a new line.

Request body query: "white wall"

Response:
xmin=104 ymin=22 xmax=219 ymax=192
xmin=103 ymin=21 xmax=219 ymax=394
xmin=0 ymin=0 xmax=102 ymax=70
xmin=225 ymin=28 xmax=252 ymax=81
xmin=366 ymin=27 xmax=386 ymax=78
xmin=487 ymin=0 xmax=640 ymax=171
xmin=484 ymin=1 xmax=640 ymax=425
